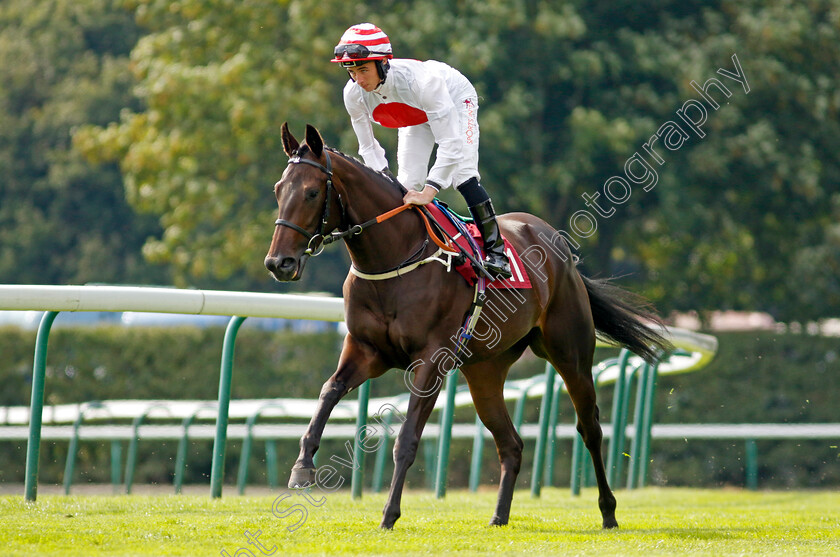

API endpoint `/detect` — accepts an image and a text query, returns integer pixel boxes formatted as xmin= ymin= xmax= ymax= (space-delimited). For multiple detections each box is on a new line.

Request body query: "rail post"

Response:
xmin=210 ymin=316 xmax=246 ymax=498
xmin=531 ymin=362 xmax=556 ymax=498
xmin=238 ymin=402 xmax=287 ymax=494
xmin=570 ymin=429 xmax=586 ymax=496
xmin=468 ymin=415 xmax=486 ymax=492
xmin=614 ymin=359 xmax=645 ymax=487
xmin=63 ymin=403 xmax=104 ymax=495
xmin=627 ymin=363 xmax=652 ymax=489
xmin=351 ymin=379 xmax=370 ymax=499
xmin=606 ymin=349 xmax=632 ymax=485
xmin=745 ymin=439 xmax=758 ymax=490
xmin=24 ymin=310 xmax=59 ymax=502
xmin=543 ymin=379 xmax=563 ymax=488
xmin=237 ymin=415 xmax=257 ymax=495
xmin=512 ymin=380 xmax=533 ymax=431
xmin=637 ymin=361 xmax=661 ymax=487
xmin=126 ymin=403 xmax=171 ymax=494
xmin=265 ymin=440 xmax=279 ymax=489
xmin=435 ymin=370 xmax=459 ymax=498
xmin=110 ymin=441 xmax=122 ymax=493
xmin=423 ymin=438 xmax=437 ymax=489
xmin=175 ymin=406 xmax=211 ymax=494
xmin=371 ymin=409 xmax=394 ymax=492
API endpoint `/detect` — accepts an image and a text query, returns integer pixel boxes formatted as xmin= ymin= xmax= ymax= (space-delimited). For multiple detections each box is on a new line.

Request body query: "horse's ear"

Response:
xmin=304 ymin=124 xmax=324 ymax=158
xmin=281 ymin=122 xmax=299 ymax=157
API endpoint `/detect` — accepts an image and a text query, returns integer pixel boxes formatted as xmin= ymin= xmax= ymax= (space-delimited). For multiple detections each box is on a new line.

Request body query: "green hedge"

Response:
xmin=0 ymin=328 xmax=837 ymax=489
xmin=645 ymin=331 xmax=840 ymax=488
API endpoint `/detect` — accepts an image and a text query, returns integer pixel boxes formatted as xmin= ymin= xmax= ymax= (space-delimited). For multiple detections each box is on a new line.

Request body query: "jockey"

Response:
xmin=331 ymin=23 xmax=512 ymax=280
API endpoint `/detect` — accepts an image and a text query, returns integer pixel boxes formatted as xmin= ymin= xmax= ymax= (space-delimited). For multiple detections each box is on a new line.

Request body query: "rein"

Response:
xmin=275 ymin=150 xmax=458 ymax=261
xmin=369 ymin=203 xmax=459 ymax=253
xmin=310 ymin=195 xmax=459 ymax=255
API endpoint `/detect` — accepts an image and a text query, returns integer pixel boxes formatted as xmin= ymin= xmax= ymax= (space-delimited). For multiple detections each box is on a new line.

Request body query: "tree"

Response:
xmin=407 ymin=0 xmax=840 ymax=321
xmin=0 ymin=0 xmax=168 ymax=286
xmin=77 ymin=0 xmax=840 ymax=319
xmin=76 ymin=0 xmax=379 ymax=292
xmin=594 ymin=0 xmax=840 ymax=321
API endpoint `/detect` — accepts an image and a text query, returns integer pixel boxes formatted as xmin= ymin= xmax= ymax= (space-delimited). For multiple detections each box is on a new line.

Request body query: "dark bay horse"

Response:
xmin=264 ymin=124 xmax=671 ymax=530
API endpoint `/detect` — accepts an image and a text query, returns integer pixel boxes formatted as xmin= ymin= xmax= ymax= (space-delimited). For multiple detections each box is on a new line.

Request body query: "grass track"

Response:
xmin=3 ymin=488 xmax=839 ymax=556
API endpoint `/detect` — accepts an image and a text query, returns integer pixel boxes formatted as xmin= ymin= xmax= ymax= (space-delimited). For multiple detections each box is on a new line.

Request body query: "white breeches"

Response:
xmin=396 ymin=97 xmax=480 ymax=190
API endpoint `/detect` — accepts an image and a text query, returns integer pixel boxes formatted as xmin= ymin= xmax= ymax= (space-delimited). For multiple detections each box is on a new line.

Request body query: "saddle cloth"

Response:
xmin=425 ymin=202 xmax=532 ymax=290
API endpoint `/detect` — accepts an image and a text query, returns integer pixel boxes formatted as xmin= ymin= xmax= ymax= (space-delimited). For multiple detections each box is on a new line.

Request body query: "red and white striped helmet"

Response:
xmin=331 ymin=23 xmax=393 ymax=67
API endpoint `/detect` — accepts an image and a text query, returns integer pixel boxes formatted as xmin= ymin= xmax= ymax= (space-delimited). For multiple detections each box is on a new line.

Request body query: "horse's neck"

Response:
xmin=335 ymin=157 xmax=427 ymax=272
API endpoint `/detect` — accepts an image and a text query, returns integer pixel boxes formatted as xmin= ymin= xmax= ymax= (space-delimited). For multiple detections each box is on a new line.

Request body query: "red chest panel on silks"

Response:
xmin=372 ymin=103 xmax=429 ymax=128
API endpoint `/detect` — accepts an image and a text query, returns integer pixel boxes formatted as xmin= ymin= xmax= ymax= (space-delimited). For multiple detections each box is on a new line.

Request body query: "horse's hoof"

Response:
xmin=602 ymin=517 xmax=619 ymax=529
xmin=288 ymin=467 xmax=316 ymax=489
xmin=489 ymin=515 xmax=508 ymax=526
xmin=380 ymin=509 xmax=400 ymax=529
xmin=379 ymin=517 xmax=398 ymax=530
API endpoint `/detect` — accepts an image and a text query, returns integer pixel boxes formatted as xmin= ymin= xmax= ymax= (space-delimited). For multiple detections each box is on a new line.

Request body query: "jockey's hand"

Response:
xmin=403 ymin=185 xmax=437 ymax=206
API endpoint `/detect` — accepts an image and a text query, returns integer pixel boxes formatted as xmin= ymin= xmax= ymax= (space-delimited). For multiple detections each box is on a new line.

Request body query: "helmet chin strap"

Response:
xmin=376 ymin=59 xmax=389 ymax=83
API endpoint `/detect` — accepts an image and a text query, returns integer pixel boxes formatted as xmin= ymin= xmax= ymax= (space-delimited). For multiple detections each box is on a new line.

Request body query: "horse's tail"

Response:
xmin=581 ymin=275 xmax=673 ymax=364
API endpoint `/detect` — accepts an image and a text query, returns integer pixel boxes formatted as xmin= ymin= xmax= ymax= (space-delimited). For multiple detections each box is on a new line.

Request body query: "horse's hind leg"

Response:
xmin=565 ymin=369 xmax=618 ymax=529
xmin=532 ymin=296 xmax=618 ymax=529
xmin=381 ymin=357 xmax=448 ymax=529
xmin=462 ymin=357 xmax=524 ymax=526
xmin=289 ymin=334 xmax=387 ymax=488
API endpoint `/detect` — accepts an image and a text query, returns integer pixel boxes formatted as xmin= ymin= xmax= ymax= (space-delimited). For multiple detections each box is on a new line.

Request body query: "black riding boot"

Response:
xmin=468 ymin=199 xmax=512 ymax=280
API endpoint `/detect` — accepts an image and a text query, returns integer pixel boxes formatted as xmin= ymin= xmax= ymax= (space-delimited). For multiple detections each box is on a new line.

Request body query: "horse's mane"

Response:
xmin=296 ymin=144 xmax=407 ymax=195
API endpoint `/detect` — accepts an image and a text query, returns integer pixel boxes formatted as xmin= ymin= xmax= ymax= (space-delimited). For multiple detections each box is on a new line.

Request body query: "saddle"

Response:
xmin=424 ymin=201 xmax=532 ymax=290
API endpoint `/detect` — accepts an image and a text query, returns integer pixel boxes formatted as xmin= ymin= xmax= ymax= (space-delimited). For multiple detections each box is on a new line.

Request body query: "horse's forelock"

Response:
xmin=297 ymin=144 xmax=343 ymax=160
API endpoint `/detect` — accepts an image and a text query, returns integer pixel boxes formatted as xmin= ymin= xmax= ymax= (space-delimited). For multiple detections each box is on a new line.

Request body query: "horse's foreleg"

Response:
xmin=289 ymin=334 xmax=387 ymax=488
xmin=380 ymin=362 xmax=444 ymax=529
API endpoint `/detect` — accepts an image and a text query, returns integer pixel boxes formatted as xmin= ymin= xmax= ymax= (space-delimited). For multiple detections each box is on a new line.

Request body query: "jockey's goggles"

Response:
xmin=332 ymin=43 xmax=391 ymax=65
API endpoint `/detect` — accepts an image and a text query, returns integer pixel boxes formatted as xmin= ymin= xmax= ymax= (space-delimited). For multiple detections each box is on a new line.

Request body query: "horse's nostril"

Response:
xmin=265 ymin=255 xmax=296 ymax=274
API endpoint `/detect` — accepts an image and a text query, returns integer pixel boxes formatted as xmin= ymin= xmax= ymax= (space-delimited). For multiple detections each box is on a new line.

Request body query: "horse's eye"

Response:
xmin=305 ymin=188 xmax=319 ymax=201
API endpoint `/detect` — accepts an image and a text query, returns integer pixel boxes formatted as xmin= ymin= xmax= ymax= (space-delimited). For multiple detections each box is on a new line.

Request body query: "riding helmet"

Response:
xmin=331 ymin=23 xmax=392 ymax=81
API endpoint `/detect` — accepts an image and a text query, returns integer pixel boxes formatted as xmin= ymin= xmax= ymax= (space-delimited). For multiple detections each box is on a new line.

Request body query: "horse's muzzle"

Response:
xmin=264 ymin=254 xmax=305 ymax=282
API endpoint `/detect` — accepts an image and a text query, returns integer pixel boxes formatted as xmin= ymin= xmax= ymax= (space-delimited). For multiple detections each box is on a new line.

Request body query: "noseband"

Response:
xmin=274 ymin=150 xmax=346 ymax=256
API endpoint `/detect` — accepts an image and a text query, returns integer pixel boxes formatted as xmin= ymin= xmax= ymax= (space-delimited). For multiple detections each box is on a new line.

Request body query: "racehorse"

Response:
xmin=264 ymin=123 xmax=671 ymax=530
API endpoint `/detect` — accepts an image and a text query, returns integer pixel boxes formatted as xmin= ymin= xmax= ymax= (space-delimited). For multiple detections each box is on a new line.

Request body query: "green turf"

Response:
xmin=3 ymin=488 xmax=838 ymax=556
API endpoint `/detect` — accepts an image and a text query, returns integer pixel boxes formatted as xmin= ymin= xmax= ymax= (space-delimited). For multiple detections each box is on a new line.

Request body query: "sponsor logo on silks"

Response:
xmin=464 ymin=99 xmax=476 ymax=144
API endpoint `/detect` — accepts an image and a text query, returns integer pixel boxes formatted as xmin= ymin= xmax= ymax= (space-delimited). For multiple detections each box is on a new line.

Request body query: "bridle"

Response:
xmin=274 ymin=150 xmax=347 ymax=256
xmin=273 ymin=148 xmax=461 ymax=265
